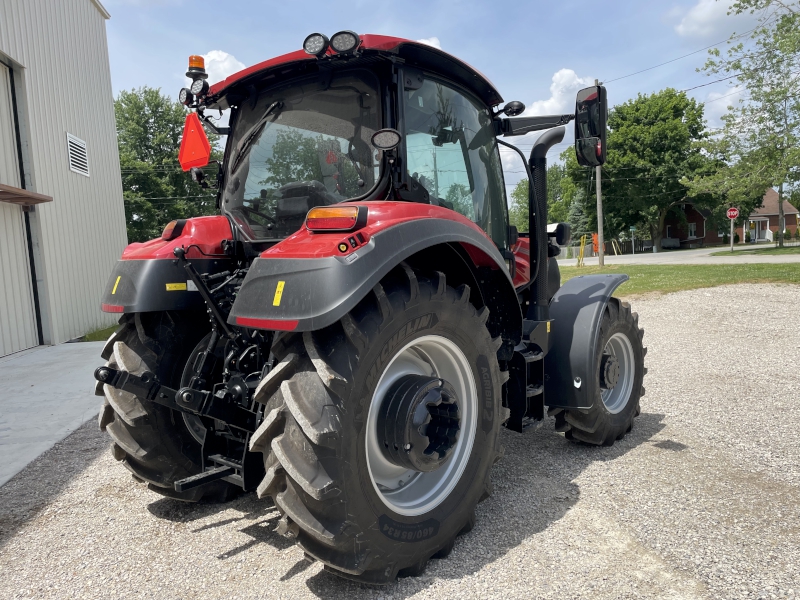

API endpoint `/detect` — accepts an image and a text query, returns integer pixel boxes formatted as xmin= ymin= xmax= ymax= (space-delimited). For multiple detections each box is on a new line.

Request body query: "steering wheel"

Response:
xmin=240 ymin=204 xmax=277 ymax=224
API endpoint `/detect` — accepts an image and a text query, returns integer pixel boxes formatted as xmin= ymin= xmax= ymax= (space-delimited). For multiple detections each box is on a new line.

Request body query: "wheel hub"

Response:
xmin=600 ymin=353 xmax=619 ymax=390
xmin=377 ymin=374 xmax=461 ymax=473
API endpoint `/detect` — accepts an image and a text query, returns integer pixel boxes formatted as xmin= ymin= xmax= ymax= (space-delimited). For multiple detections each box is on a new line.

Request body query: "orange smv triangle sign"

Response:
xmin=178 ymin=112 xmax=211 ymax=171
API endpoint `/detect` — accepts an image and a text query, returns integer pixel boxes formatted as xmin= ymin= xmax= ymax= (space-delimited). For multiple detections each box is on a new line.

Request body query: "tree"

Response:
xmin=596 ymin=89 xmax=718 ymax=251
xmin=507 ymin=162 xmax=572 ymax=232
xmin=115 ymin=87 xmax=221 ymax=242
xmin=693 ymin=0 xmax=800 ymax=246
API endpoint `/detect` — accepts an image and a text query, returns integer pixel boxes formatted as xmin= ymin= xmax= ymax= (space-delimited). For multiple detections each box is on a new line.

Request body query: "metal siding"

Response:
xmin=0 ymin=0 xmax=128 ymax=345
xmin=0 ymin=63 xmax=38 ymax=356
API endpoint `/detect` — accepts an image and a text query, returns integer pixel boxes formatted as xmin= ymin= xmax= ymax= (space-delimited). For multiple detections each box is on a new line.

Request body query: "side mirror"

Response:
xmin=574 ymin=86 xmax=607 ymax=167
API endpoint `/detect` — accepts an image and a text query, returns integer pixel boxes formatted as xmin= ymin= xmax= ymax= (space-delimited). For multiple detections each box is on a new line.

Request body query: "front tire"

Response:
xmin=250 ymin=264 xmax=504 ymax=583
xmin=554 ymin=298 xmax=646 ymax=445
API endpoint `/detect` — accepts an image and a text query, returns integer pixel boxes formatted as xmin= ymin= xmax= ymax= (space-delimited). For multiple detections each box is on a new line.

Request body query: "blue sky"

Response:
xmin=102 ymin=0 xmax=756 ymax=187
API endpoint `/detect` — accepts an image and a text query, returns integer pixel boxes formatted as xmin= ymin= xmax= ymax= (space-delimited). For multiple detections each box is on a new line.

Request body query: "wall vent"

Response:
xmin=66 ymin=133 xmax=89 ymax=177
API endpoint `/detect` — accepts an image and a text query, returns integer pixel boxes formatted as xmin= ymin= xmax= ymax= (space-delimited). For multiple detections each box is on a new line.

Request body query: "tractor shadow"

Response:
xmin=303 ymin=411 xmax=666 ymax=599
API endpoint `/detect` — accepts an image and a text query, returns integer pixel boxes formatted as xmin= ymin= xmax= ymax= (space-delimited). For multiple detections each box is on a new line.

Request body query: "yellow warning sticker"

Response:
xmin=112 ymin=275 xmax=121 ymax=295
xmin=166 ymin=283 xmax=187 ymax=291
xmin=273 ymin=281 xmax=285 ymax=306
xmin=546 ymin=322 xmax=551 ymax=333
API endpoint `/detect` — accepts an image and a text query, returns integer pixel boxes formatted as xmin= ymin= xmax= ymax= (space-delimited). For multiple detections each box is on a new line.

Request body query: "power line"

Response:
xmin=602 ymin=25 xmax=760 ymax=84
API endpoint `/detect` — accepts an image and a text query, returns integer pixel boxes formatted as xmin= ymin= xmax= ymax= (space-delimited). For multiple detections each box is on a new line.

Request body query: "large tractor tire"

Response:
xmin=97 ymin=311 xmax=239 ymax=503
xmin=554 ymin=298 xmax=646 ymax=446
xmin=250 ymin=264 xmax=505 ymax=583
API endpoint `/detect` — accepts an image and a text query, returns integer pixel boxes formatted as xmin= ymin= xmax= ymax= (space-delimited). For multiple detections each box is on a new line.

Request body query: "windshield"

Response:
xmin=222 ymin=70 xmax=381 ymax=240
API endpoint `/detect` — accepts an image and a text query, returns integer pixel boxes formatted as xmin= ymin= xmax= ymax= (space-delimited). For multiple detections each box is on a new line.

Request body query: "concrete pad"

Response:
xmin=0 ymin=342 xmax=104 ymax=486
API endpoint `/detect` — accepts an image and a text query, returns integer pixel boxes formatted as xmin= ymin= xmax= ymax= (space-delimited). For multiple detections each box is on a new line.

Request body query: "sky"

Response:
xmin=101 ymin=0 xmax=758 ymax=189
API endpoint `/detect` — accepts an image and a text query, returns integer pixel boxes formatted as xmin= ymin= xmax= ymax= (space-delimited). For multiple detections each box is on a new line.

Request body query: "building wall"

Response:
xmin=0 ymin=0 xmax=127 ymax=346
xmin=663 ymin=206 xmax=721 ymax=246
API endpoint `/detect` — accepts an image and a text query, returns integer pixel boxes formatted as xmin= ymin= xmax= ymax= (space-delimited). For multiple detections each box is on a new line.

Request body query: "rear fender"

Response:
xmin=228 ymin=214 xmax=522 ymax=345
xmin=543 ymin=274 xmax=629 ymax=410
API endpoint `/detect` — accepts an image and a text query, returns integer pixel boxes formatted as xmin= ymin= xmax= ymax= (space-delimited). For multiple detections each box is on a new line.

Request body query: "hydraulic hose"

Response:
xmin=528 ymin=126 xmax=565 ymax=321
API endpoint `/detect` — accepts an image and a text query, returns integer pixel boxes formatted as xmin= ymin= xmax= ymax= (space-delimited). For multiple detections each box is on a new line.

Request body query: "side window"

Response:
xmin=403 ymin=79 xmax=507 ymax=248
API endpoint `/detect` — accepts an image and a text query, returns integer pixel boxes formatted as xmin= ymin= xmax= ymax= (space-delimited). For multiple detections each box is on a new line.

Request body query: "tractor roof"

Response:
xmin=204 ymin=34 xmax=503 ymax=108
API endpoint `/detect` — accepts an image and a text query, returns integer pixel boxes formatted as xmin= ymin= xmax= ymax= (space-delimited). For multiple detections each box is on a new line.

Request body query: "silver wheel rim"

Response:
xmin=365 ymin=334 xmax=477 ymax=517
xmin=600 ymin=332 xmax=635 ymax=414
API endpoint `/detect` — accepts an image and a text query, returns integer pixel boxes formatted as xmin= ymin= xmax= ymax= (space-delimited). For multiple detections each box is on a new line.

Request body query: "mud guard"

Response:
xmin=100 ymin=258 xmax=232 ymax=313
xmin=228 ymin=218 xmax=522 ymax=339
xmin=543 ymin=274 xmax=629 ymax=410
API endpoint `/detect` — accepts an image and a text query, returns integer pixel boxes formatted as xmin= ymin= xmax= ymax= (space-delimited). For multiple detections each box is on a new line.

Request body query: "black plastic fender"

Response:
xmin=228 ymin=218 xmax=522 ymax=340
xmin=543 ymin=273 xmax=629 ymax=410
xmin=100 ymin=258 xmax=233 ymax=313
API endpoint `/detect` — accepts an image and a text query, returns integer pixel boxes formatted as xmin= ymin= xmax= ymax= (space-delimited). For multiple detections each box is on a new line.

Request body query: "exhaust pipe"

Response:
xmin=527 ymin=126 xmax=565 ymax=322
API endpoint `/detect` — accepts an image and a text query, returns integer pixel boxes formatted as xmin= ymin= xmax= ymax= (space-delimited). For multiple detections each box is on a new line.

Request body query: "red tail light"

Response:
xmin=162 ymin=219 xmax=187 ymax=240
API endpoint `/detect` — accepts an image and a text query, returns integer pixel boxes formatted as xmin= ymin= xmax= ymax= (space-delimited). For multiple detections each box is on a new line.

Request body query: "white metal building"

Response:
xmin=0 ymin=0 xmax=127 ymax=357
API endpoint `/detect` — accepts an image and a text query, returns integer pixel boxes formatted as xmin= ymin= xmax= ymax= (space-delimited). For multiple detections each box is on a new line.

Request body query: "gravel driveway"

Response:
xmin=1 ymin=283 xmax=798 ymax=600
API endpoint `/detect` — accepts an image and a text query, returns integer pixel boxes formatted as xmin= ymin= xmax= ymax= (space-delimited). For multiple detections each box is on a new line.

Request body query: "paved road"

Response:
xmin=558 ymin=244 xmax=800 ymax=266
xmin=1 ymin=284 xmax=797 ymax=599
xmin=0 ymin=342 xmax=104 ymax=486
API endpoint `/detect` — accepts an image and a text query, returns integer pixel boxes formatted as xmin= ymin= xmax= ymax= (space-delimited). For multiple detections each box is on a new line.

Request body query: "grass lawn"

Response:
xmin=83 ymin=324 xmax=118 ymax=342
xmin=710 ymin=245 xmax=800 ymax=256
xmin=560 ymin=263 xmax=800 ymax=297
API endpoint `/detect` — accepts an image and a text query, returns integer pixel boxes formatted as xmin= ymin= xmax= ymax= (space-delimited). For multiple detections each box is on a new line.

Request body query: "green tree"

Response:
xmin=689 ymin=0 xmax=800 ymax=247
xmin=507 ymin=162 xmax=571 ymax=232
xmin=598 ymin=89 xmax=718 ymax=251
xmin=115 ymin=87 xmax=220 ymax=242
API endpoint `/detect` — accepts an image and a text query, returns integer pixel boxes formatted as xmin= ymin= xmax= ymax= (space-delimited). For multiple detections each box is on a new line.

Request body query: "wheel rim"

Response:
xmin=600 ymin=332 xmax=635 ymax=414
xmin=366 ymin=335 xmax=477 ymax=517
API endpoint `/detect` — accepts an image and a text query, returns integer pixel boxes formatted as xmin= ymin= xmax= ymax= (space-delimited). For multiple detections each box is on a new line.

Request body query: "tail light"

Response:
xmin=306 ymin=206 xmax=365 ymax=232
xmin=162 ymin=219 xmax=187 ymax=240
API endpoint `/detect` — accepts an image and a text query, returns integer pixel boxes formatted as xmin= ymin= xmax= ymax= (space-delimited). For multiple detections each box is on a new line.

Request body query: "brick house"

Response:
xmin=661 ymin=204 xmax=719 ymax=248
xmin=735 ymin=188 xmax=799 ymax=242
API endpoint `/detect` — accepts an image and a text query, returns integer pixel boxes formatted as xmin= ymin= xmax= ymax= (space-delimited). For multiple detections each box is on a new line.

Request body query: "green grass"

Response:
xmin=710 ymin=245 xmax=800 ymax=256
xmin=560 ymin=263 xmax=800 ymax=296
xmin=83 ymin=324 xmax=118 ymax=342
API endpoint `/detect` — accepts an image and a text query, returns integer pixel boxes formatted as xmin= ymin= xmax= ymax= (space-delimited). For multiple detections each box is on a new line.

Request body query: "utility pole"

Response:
xmin=595 ymin=78 xmax=605 ymax=267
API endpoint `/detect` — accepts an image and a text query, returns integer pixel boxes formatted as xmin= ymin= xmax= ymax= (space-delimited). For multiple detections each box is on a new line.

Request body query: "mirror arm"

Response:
xmin=496 ymin=114 xmax=574 ymax=137
xmin=196 ymin=108 xmax=230 ymax=135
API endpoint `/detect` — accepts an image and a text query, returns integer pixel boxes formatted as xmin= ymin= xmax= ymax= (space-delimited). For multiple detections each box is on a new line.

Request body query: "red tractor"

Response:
xmin=95 ymin=32 xmax=644 ymax=583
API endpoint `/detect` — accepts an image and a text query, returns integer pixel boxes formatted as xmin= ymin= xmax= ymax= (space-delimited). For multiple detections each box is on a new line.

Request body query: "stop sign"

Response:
xmin=727 ymin=207 xmax=740 ymax=219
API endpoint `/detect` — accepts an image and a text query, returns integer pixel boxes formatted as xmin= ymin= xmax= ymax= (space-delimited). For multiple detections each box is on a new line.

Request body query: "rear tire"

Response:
xmin=97 ymin=312 xmax=239 ymax=503
xmin=555 ymin=298 xmax=646 ymax=446
xmin=250 ymin=264 xmax=504 ymax=583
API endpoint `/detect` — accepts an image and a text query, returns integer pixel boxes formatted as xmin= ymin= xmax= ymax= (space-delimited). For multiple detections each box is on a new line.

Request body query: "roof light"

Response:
xmin=330 ymin=30 xmax=360 ymax=54
xmin=303 ymin=33 xmax=329 ymax=57
xmin=306 ymin=206 xmax=361 ymax=231
xmin=190 ymin=78 xmax=209 ymax=97
xmin=178 ymin=88 xmax=194 ymax=106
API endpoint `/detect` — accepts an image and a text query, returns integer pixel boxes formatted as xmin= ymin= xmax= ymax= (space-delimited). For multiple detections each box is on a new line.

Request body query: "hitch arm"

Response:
xmin=173 ymin=247 xmax=237 ymax=339
xmin=94 ymin=365 xmax=257 ymax=432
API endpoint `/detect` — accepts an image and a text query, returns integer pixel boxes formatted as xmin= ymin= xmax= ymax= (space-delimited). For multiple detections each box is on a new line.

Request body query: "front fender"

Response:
xmin=228 ymin=216 xmax=514 ymax=332
xmin=543 ymin=274 xmax=629 ymax=410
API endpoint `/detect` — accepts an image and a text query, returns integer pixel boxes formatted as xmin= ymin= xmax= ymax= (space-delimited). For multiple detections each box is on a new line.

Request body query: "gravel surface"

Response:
xmin=1 ymin=283 xmax=798 ymax=600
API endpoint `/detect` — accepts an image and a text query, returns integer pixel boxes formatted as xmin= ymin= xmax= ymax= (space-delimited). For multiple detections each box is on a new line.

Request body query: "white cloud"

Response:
xmin=416 ymin=37 xmax=442 ymax=50
xmin=524 ymin=68 xmax=594 ymax=116
xmin=702 ymin=85 xmax=745 ymax=129
xmin=201 ymin=50 xmax=246 ymax=85
xmin=672 ymin=0 xmax=756 ymax=39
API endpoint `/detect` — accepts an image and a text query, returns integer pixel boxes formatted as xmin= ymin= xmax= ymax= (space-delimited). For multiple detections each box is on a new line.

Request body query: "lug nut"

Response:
xmin=181 ymin=391 xmax=193 ymax=403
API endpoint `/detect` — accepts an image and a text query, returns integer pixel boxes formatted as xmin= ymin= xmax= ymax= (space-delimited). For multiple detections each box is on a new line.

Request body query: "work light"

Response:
xmin=330 ymin=31 xmax=360 ymax=54
xmin=303 ymin=33 xmax=329 ymax=57
xmin=178 ymin=88 xmax=194 ymax=106
xmin=190 ymin=78 xmax=209 ymax=97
